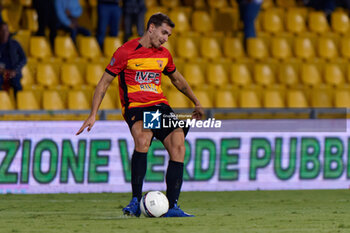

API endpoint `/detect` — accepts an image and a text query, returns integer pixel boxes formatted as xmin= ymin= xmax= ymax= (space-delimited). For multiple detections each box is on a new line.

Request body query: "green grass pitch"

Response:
xmin=0 ymin=190 xmax=349 ymax=233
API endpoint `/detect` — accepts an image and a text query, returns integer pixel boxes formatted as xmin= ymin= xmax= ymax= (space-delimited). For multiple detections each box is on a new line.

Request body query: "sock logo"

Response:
xmin=143 ymin=110 xmax=161 ymax=129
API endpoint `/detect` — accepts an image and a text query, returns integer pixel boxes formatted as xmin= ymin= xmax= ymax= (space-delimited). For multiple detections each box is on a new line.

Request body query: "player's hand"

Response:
xmin=76 ymin=115 xmax=96 ymax=135
xmin=192 ymin=104 xmax=204 ymax=120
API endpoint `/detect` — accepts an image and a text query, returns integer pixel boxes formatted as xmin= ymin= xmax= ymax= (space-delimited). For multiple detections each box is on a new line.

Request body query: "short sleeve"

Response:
xmin=105 ymin=47 xmax=128 ymax=77
xmin=162 ymin=50 xmax=176 ymax=75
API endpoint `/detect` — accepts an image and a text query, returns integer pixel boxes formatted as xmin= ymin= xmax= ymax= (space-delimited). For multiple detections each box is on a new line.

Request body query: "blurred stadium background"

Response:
xmin=1 ymin=0 xmax=350 ymax=120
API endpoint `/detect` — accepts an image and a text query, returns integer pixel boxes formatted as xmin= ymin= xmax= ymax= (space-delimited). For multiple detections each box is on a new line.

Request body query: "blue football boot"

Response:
xmin=163 ymin=204 xmax=194 ymax=217
xmin=122 ymin=197 xmax=141 ymax=217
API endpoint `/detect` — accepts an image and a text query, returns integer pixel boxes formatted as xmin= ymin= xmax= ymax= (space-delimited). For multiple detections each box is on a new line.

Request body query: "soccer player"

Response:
xmin=76 ymin=13 xmax=203 ymax=217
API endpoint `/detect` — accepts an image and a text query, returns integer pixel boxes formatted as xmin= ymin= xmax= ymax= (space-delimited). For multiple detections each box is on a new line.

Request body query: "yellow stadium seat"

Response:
xmin=286 ymin=9 xmax=306 ymax=34
xmin=145 ymin=7 xmax=168 ymax=24
xmin=230 ymin=63 xmax=252 ymax=87
xmin=100 ymin=91 xmax=117 ymax=110
xmin=215 ymin=90 xmax=236 ymax=108
xmin=2 ymin=5 xmax=22 ymax=33
xmin=169 ymin=10 xmax=190 ymax=34
xmin=167 ymin=90 xmax=191 ymax=108
xmin=334 ymin=89 xmax=350 ymax=108
xmin=340 ymin=37 xmax=350 ymax=59
xmin=23 ymin=9 xmax=38 ymax=32
xmin=160 ymin=0 xmax=180 ymax=8
xmin=68 ymin=90 xmax=91 ymax=110
xmin=317 ymin=37 xmax=338 ymax=60
xmin=277 ymin=61 xmax=300 ymax=86
xmin=193 ymin=90 xmax=213 ymax=108
xmin=0 ymin=91 xmax=14 ymax=110
xmin=176 ymin=37 xmax=198 ymax=59
xmin=253 ymin=63 xmax=275 ymax=86
xmin=287 ymin=89 xmax=308 ymax=108
xmin=309 ymin=11 xmax=329 ymax=34
xmin=36 ymin=63 xmax=60 ymax=87
xmin=61 ymin=63 xmax=84 ymax=87
xmin=276 ymin=0 xmax=296 ymax=8
xmin=30 ymin=36 xmax=53 ymax=59
xmin=311 ymin=87 xmax=333 ymax=108
xmin=162 ymin=41 xmax=175 ymax=56
xmin=183 ymin=62 xmax=205 ymax=88
xmin=192 ymin=11 xmax=213 ymax=33
xmin=262 ymin=8 xmax=284 ymax=34
xmin=271 ymin=37 xmax=292 ymax=60
xmin=300 ymin=62 xmax=322 ymax=87
xmin=263 ymin=89 xmax=285 ymax=108
xmin=239 ymin=89 xmax=261 ymax=108
xmin=200 ymin=37 xmax=222 ymax=60
xmin=223 ymin=37 xmax=245 ymax=60
xmin=78 ymin=37 xmax=102 ymax=60
xmin=207 ymin=63 xmax=229 ymax=88
xmin=331 ymin=11 xmax=349 ymax=34
xmin=294 ymin=36 xmax=315 ymax=60
xmin=145 ymin=0 xmax=159 ymax=7
xmin=20 ymin=0 xmax=32 ymax=6
xmin=103 ymin=37 xmax=122 ymax=58
xmin=54 ymin=36 xmax=78 ymax=60
xmin=17 ymin=90 xmax=41 ymax=110
xmin=42 ymin=90 xmax=66 ymax=110
xmin=86 ymin=63 xmax=104 ymax=86
xmin=13 ymin=30 xmax=30 ymax=55
xmin=247 ymin=38 xmax=268 ymax=60
xmin=324 ymin=63 xmax=345 ymax=86
xmin=208 ymin=0 xmax=228 ymax=8
xmin=21 ymin=65 xmax=35 ymax=88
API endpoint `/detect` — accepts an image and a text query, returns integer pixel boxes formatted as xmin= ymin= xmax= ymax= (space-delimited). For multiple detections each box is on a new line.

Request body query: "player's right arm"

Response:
xmin=75 ymin=72 xmax=115 ymax=135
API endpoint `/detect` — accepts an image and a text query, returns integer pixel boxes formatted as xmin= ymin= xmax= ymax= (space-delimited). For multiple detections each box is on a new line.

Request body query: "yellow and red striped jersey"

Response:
xmin=105 ymin=38 xmax=176 ymax=110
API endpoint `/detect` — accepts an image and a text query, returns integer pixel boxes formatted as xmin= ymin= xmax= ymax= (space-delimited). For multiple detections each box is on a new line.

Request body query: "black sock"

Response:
xmin=131 ymin=150 xmax=147 ymax=201
xmin=166 ymin=160 xmax=184 ymax=208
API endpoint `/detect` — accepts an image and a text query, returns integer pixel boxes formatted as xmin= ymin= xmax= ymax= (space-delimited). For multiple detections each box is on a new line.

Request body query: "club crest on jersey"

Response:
xmin=110 ymin=57 xmax=116 ymax=66
xmin=135 ymin=71 xmax=160 ymax=84
xmin=157 ymin=60 xmax=163 ymax=69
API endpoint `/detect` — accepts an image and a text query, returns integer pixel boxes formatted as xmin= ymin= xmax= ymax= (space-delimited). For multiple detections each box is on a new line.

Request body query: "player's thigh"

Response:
xmin=163 ymin=128 xmax=186 ymax=162
xmin=131 ymin=120 xmax=153 ymax=152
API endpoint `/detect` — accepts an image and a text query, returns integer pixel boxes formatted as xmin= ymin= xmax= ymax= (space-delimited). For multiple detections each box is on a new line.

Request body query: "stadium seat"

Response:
xmin=145 ymin=0 xmax=158 ymax=7
xmin=176 ymin=37 xmax=198 ymax=59
xmin=67 ymin=90 xmax=90 ymax=110
xmin=61 ymin=63 xmax=84 ymax=87
xmin=300 ymin=62 xmax=322 ymax=87
xmin=223 ymin=37 xmax=245 ymax=60
xmin=193 ymin=90 xmax=213 ymax=108
xmin=309 ymin=11 xmax=329 ymax=34
xmin=207 ymin=63 xmax=229 ymax=88
xmin=0 ymin=91 xmax=14 ymax=110
xmin=340 ymin=37 xmax=350 ymax=59
xmin=334 ymin=89 xmax=350 ymax=108
xmin=247 ymin=38 xmax=268 ymax=60
xmin=277 ymin=61 xmax=300 ymax=87
xmin=30 ymin=36 xmax=52 ymax=59
xmin=160 ymin=0 xmax=180 ymax=8
xmin=20 ymin=0 xmax=32 ymax=6
xmin=215 ymin=90 xmax=236 ymax=108
xmin=145 ymin=7 xmax=168 ymax=24
xmin=286 ymin=9 xmax=306 ymax=34
xmin=253 ymin=63 xmax=275 ymax=86
xmin=263 ymin=89 xmax=285 ymax=108
xmin=331 ymin=11 xmax=349 ymax=34
xmin=311 ymin=87 xmax=333 ymax=108
xmin=42 ymin=90 xmax=66 ymax=110
xmin=99 ymin=91 xmax=116 ymax=110
xmin=54 ymin=36 xmax=78 ymax=60
xmin=262 ymin=8 xmax=284 ymax=34
xmin=17 ymin=90 xmax=41 ymax=110
xmin=287 ymin=89 xmax=308 ymax=108
xmin=169 ymin=10 xmax=191 ymax=34
xmin=239 ymin=89 xmax=261 ymax=108
xmin=192 ymin=11 xmax=213 ymax=34
xmin=294 ymin=36 xmax=315 ymax=60
xmin=167 ymin=89 xmax=191 ymax=108
xmin=208 ymin=0 xmax=228 ymax=8
xmin=317 ymin=37 xmax=338 ymax=60
xmin=12 ymin=30 xmax=31 ymax=55
xmin=78 ymin=37 xmax=102 ymax=60
xmin=23 ymin=9 xmax=39 ymax=32
xmin=276 ymin=0 xmax=296 ymax=8
xmin=36 ymin=63 xmax=60 ymax=87
xmin=271 ymin=37 xmax=292 ymax=60
xmin=2 ymin=5 xmax=22 ymax=33
xmin=324 ymin=63 xmax=345 ymax=86
xmin=183 ymin=62 xmax=205 ymax=88
xmin=200 ymin=37 xmax=222 ymax=60
xmin=86 ymin=63 xmax=104 ymax=86
xmin=21 ymin=65 xmax=35 ymax=89
xmin=103 ymin=37 xmax=122 ymax=58
xmin=230 ymin=63 xmax=252 ymax=87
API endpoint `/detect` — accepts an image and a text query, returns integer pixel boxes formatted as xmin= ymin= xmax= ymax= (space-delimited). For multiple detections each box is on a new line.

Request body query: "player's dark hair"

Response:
xmin=146 ymin=13 xmax=175 ymax=30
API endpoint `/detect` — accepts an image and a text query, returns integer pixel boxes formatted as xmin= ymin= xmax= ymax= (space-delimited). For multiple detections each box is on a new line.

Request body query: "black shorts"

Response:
xmin=124 ymin=103 xmax=190 ymax=142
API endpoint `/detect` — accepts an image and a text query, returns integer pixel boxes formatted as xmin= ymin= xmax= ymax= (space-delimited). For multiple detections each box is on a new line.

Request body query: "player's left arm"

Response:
xmin=168 ymin=70 xmax=204 ymax=119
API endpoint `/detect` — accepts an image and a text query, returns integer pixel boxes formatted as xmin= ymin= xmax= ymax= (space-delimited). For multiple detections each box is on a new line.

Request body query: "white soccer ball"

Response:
xmin=140 ymin=191 xmax=169 ymax=217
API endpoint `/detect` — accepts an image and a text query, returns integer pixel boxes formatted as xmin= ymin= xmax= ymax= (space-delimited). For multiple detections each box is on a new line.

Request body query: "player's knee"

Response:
xmin=134 ymin=137 xmax=150 ymax=152
xmin=170 ymin=143 xmax=185 ymax=162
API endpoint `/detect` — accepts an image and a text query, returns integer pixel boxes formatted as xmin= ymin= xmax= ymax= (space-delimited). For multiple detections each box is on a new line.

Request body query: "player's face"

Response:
xmin=150 ymin=23 xmax=172 ymax=48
